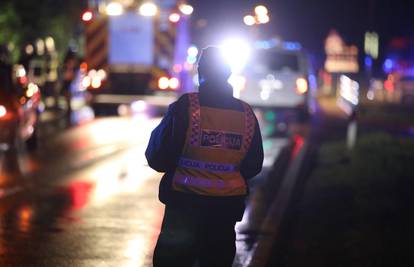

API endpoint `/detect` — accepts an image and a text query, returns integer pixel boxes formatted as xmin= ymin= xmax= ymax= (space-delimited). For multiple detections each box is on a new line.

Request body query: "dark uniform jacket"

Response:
xmin=146 ymin=81 xmax=264 ymax=220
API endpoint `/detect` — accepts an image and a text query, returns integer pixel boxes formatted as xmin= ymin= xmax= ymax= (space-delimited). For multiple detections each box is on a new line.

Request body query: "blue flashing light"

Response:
xmin=254 ymin=40 xmax=272 ymax=49
xmin=365 ymin=56 xmax=373 ymax=68
xmin=254 ymin=38 xmax=281 ymax=50
xmin=283 ymin=42 xmax=301 ymax=50
xmin=308 ymin=74 xmax=317 ymax=90
xmin=383 ymin=58 xmax=393 ymax=73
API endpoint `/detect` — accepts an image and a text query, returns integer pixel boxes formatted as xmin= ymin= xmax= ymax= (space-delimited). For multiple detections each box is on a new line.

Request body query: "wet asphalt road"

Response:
xmin=0 ymin=110 xmax=288 ymax=267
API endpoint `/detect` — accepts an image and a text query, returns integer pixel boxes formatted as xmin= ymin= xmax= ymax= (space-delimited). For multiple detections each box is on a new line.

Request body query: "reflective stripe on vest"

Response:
xmin=174 ymin=174 xmax=245 ymax=190
xmin=178 ymin=157 xmax=237 ymax=173
xmin=188 ymin=93 xmax=201 ymax=146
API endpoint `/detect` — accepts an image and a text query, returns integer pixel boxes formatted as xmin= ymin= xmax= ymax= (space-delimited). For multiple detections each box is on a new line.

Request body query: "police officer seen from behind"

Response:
xmin=146 ymin=46 xmax=264 ymax=267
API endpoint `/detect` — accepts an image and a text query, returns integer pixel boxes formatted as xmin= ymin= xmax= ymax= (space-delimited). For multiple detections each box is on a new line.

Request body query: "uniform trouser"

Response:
xmin=153 ymin=204 xmax=238 ymax=267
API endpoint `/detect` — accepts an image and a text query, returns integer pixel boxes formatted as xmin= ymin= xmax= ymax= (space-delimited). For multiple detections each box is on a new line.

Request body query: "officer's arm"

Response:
xmin=145 ymin=103 xmax=178 ymax=172
xmin=240 ymin=119 xmax=264 ymax=179
xmin=145 ymin=96 xmax=188 ymax=172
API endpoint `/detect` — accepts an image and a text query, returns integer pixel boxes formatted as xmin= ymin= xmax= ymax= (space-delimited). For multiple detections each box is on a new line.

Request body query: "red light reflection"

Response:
xmin=291 ymin=134 xmax=305 ymax=160
xmin=62 ymin=181 xmax=94 ymax=210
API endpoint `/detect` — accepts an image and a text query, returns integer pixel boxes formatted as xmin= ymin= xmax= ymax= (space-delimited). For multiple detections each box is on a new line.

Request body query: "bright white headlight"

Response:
xmin=220 ymin=39 xmax=251 ymax=73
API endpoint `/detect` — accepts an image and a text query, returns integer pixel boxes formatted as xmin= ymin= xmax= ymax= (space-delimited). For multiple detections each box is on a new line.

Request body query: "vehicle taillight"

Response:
xmin=169 ymin=77 xmax=180 ymax=90
xmin=82 ymin=11 xmax=93 ymax=22
xmin=0 ymin=105 xmax=7 ymax=118
xmin=82 ymin=76 xmax=92 ymax=88
xmin=158 ymin=76 xmax=180 ymax=90
xmin=91 ymin=76 xmax=102 ymax=89
xmin=158 ymin=77 xmax=170 ymax=90
xmin=384 ymin=80 xmax=394 ymax=91
xmin=296 ymin=78 xmax=308 ymax=95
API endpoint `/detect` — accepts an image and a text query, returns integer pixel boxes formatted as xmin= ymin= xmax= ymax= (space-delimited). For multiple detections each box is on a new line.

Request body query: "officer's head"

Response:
xmin=197 ymin=46 xmax=232 ymax=84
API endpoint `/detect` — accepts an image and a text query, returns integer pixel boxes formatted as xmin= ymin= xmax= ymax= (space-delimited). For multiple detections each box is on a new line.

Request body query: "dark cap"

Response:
xmin=198 ymin=46 xmax=232 ymax=82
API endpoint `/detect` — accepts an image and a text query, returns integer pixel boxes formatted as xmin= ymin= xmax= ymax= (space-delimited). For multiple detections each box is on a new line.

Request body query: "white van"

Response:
xmin=239 ymin=47 xmax=310 ymax=108
xmin=236 ymin=45 xmax=313 ymax=134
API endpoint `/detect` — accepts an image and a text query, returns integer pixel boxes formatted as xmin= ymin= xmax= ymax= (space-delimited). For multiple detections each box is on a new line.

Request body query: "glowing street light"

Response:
xmin=106 ymin=2 xmax=124 ymax=16
xmin=243 ymin=15 xmax=256 ymax=26
xmin=254 ymin=5 xmax=268 ymax=16
xmin=139 ymin=2 xmax=158 ymax=16
xmin=257 ymin=14 xmax=270 ymax=24
xmin=179 ymin=4 xmax=194 ymax=15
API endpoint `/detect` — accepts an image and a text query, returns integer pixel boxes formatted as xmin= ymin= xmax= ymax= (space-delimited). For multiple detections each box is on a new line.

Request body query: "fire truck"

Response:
xmin=80 ymin=0 xmax=194 ymax=110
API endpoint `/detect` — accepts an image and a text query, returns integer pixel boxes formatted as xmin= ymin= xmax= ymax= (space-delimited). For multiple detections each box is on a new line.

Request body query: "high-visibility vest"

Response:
xmin=172 ymin=93 xmax=256 ymax=196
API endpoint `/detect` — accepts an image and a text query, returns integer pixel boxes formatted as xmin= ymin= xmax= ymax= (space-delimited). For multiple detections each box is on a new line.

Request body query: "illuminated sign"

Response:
xmin=364 ymin=32 xmax=379 ymax=59
xmin=324 ymin=30 xmax=359 ymax=73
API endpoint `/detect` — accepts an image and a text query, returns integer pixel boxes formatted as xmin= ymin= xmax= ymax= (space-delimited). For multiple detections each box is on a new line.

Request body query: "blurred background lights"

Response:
xmin=254 ymin=5 xmax=269 ymax=16
xmin=0 ymin=105 xmax=7 ymax=118
xmin=45 ymin=37 xmax=55 ymax=51
xmin=106 ymin=2 xmax=124 ymax=16
xmin=25 ymin=44 xmax=34 ymax=55
xmin=257 ymin=14 xmax=270 ymax=24
xmin=91 ymin=76 xmax=102 ymax=89
xmin=169 ymin=13 xmax=181 ymax=23
xmin=243 ymin=15 xmax=256 ymax=26
xmin=139 ymin=2 xmax=158 ymax=16
xmin=169 ymin=77 xmax=180 ymax=89
xmin=131 ymin=100 xmax=147 ymax=113
xmin=179 ymin=4 xmax=194 ymax=15
xmin=187 ymin=45 xmax=199 ymax=57
xmin=82 ymin=10 xmax=93 ymax=22
xmin=186 ymin=46 xmax=198 ymax=64
xmin=158 ymin=77 xmax=169 ymax=90
xmin=36 ymin=39 xmax=45 ymax=55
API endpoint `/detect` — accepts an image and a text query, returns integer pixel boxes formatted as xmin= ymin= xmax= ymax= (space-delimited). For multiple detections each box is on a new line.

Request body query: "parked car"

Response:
xmin=0 ymin=63 xmax=41 ymax=151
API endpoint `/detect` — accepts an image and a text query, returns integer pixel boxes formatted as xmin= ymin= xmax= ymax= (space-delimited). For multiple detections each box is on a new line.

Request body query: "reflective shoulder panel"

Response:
xmin=241 ymin=101 xmax=255 ymax=153
xmin=188 ymin=93 xmax=201 ymax=146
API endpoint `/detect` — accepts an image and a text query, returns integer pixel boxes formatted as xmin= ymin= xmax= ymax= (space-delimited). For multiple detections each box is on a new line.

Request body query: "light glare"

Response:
xmin=106 ymin=2 xmax=124 ymax=16
xmin=221 ymin=39 xmax=251 ymax=73
xmin=158 ymin=77 xmax=169 ymax=90
xmin=257 ymin=14 xmax=270 ymax=24
xmin=131 ymin=100 xmax=147 ymax=113
xmin=296 ymin=78 xmax=308 ymax=94
xmin=169 ymin=77 xmax=180 ymax=89
xmin=169 ymin=13 xmax=181 ymax=23
xmin=0 ymin=105 xmax=6 ymax=118
xmin=255 ymin=5 xmax=268 ymax=16
xmin=82 ymin=11 xmax=93 ymax=22
xmin=179 ymin=4 xmax=194 ymax=15
xmin=243 ymin=15 xmax=256 ymax=26
xmin=91 ymin=76 xmax=102 ymax=89
xmin=82 ymin=76 xmax=92 ymax=88
xmin=187 ymin=46 xmax=198 ymax=57
xmin=139 ymin=2 xmax=158 ymax=16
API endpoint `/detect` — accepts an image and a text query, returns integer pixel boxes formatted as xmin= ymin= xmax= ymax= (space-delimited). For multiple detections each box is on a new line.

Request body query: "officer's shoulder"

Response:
xmin=168 ymin=93 xmax=192 ymax=111
xmin=236 ymin=98 xmax=254 ymax=111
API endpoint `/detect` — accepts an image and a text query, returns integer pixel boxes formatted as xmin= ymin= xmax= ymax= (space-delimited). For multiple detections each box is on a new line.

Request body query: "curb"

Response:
xmin=245 ymin=133 xmax=317 ymax=267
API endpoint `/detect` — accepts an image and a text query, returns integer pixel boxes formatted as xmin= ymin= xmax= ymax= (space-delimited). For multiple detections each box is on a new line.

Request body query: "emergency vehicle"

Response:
xmin=225 ymin=38 xmax=315 ymax=134
xmin=80 ymin=0 xmax=194 ymax=107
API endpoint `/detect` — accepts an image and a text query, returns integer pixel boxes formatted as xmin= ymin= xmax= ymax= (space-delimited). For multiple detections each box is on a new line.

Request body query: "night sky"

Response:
xmin=188 ymin=0 xmax=414 ymax=67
